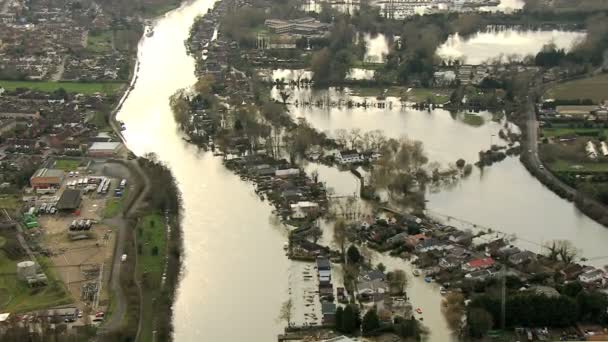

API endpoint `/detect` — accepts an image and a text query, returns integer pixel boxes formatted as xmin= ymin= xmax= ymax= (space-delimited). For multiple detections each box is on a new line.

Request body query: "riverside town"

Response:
xmin=1 ymin=0 xmax=608 ymax=341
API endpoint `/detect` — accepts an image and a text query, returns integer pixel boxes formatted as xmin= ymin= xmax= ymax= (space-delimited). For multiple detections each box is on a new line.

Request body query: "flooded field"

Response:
xmin=437 ymin=29 xmax=586 ymax=64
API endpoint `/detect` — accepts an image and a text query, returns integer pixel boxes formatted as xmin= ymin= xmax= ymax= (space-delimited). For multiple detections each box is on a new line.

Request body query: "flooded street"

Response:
xmin=117 ymin=1 xmax=289 ymax=340
xmin=437 ymin=29 xmax=586 ymax=64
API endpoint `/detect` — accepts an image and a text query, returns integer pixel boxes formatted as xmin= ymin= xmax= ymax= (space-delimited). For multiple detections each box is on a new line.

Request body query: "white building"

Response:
xmin=290 ymin=201 xmax=319 ymax=219
xmin=336 ymin=149 xmax=362 ymax=165
xmin=578 ymin=268 xmax=605 ymax=284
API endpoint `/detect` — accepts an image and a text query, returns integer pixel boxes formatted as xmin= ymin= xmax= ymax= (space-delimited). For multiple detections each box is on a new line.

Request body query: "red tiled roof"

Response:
xmin=467 ymin=257 xmax=495 ymax=268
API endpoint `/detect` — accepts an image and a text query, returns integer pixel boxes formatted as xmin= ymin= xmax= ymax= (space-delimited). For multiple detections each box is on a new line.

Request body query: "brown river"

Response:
xmin=116 ymin=1 xmax=608 ymax=341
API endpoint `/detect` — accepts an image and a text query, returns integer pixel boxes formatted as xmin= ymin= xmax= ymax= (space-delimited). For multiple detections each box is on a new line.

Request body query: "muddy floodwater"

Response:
xmin=117 ymin=1 xmax=290 ymax=340
xmin=437 ymin=28 xmax=586 ymax=64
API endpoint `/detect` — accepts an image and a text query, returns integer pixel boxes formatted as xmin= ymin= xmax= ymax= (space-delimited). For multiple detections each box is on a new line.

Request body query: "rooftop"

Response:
xmin=56 ymin=189 xmax=82 ymax=210
xmin=32 ymin=168 xmax=64 ymax=179
xmin=89 ymin=141 xmax=122 ymax=151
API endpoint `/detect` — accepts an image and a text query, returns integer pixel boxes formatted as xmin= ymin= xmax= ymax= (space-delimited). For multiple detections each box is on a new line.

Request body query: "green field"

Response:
xmin=86 ymin=31 xmax=113 ymax=53
xmin=53 ymin=159 xmax=82 ymax=171
xmin=541 ymin=127 xmax=604 ymax=138
xmin=0 ymin=195 xmax=20 ymax=211
xmin=0 ymin=252 xmax=72 ymax=312
xmin=136 ymin=214 xmax=167 ymax=342
xmin=549 ymin=159 xmax=608 ymax=172
xmin=103 ymin=188 xmax=128 ymax=218
xmin=463 ymin=113 xmax=485 ymax=127
xmin=546 ymin=74 xmax=608 ymax=103
xmin=0 ymin=80 xmax=124 ymax=95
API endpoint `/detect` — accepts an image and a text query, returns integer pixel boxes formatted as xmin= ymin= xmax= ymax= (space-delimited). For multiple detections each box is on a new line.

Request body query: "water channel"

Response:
xmin=116 ymin=1 xmax=608 ymax=341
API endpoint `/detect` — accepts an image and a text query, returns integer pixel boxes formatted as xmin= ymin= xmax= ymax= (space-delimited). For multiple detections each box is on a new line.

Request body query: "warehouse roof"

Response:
xmin=89 ymin=142 xmax=122 ymax=151
xmin=56 ymin=189 xmax=82 ymax=210
xmin=32 ymin=168 xmax=64 ymax=179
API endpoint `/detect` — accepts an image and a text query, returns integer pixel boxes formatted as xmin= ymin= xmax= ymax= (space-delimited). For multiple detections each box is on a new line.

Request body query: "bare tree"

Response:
xmin=334 ymin=219 xmax=347 ymax=262
xmin=544 ymin=240 xmax=579 ymax=264
xmin=335 ymin=129 xmax=349 ymax=147
xmin=278 ymin=299 xmax=293 ymax=326
xmin=387 ymin=269 xmax=408 ymax=295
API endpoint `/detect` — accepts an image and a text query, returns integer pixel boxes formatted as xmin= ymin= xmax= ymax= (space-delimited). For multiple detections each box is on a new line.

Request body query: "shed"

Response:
xmin=321 ymin=302 xmax=337 ymax=325
xmin=56 ymin=189 xmax=82 ymax=211
xmin=316 ymin=257 xmax=331 ymax=271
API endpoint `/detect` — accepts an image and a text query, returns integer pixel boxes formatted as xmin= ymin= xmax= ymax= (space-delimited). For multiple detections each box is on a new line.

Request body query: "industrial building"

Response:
xmin=264 ymin=17 xmax=330 ymax=37
xmin=30 ymin=168 xmax=65 ymax=189
xmin=56 ymin=189 xmax=82 ymax=211
xmin=88 ymin=141 xmax=123 ymax=158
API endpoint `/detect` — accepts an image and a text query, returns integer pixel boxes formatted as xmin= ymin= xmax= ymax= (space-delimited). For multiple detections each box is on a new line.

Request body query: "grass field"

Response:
xmin=0 ymin=252 xmax=72 ymax=312
xmin=549 ymin=159 xmax=608 ymax=172
xmin=463 ymin=113 xmax=485 ymax=127
xmin=136 ymin=214 xmax=167 ymax=342
xmin=546 ymin=74 xmax=608 ymax=103
xmin=53 ymin=159 xmax=81 ymax=171
xmin=103 ymin=188 xmax=128 ymax=218
xmin=0 ymin=195 xmax=20 ymax=211
xmin=0 ymin=80 xmax=124 ymax=95
xmin=86 ymin=31 xmax=113 ymax=53
xmin=541 ymin=127 xmax=604 ymax=138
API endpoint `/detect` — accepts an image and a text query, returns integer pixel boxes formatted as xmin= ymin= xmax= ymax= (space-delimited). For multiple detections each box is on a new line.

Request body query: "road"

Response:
xmin=523 ymin=95 xmax=608 ymax=212
xmin=99 ymin=159 xmax=150 ymax=335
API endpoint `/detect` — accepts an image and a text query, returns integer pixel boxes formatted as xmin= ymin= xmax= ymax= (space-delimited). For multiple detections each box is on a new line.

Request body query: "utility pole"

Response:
xmin=501 ymin=265 xmax=506 ymax=330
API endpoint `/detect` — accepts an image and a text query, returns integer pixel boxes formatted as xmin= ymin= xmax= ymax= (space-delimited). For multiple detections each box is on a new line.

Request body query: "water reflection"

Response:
xmin=437 ymin=29 xmax=586 ymax=65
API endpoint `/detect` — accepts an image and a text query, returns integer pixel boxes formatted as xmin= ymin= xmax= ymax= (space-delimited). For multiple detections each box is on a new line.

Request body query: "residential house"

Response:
xmin=416 ymin=239 xmax=448 ymax=253
xmin=405 ymin=233 xmax=428 ymax=248
xmin=336 ymin=149 xmax=362 ymax=165
xmin=359 ymin=269 xmax=385 ymax=282
xmin=497 ymin=245 xmax=521 ymax=258
xmin=439 ymin=256 xmax=462 ymax=270
xmin=508 ymin=250 xmax=536 ymax=266
xmin=530 ymin=285 xmax=560 ymax=298
xmin=462 ymin=257 xmax=495 ymax=273
xmin=579 ymin=268 xmax=605 ymax=285
xmin=560 ymin=264 xmax=584 ymax=281
xmin=471 ymin=233 xmax=504 ymax=249
xmin=290 ymin=201 xmax=319 ymax=219
xmin=448 ymin=231 xmax=473 ymax=245
xmin=357 ymin=278 xmax=388 ymax=299
xmin=465 ymin=269 xmax=496 ymax=282
xmin=386 ymin=232 xmax=409 ymax=245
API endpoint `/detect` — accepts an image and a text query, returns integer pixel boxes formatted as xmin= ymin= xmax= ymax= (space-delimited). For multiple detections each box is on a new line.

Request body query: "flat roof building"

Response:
xmin=30 ymin=168 xmax=65 ymax=189
xmin=56 ymin=189 xmax=82 ymax=211
xmin=88 ymin=141 xmax=123 ymax=158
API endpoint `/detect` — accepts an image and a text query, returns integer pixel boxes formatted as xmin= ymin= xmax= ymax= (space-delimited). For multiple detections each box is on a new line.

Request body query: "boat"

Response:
xmin=424 ymin=277 xmax=432 ymax=283
xmin=416 ymin=308 xmax=422 ymax=314
xmin=146 ymin=27 xmax=154 ymax=38
xmin=413 ymin=269 xmax=421 ymax=277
